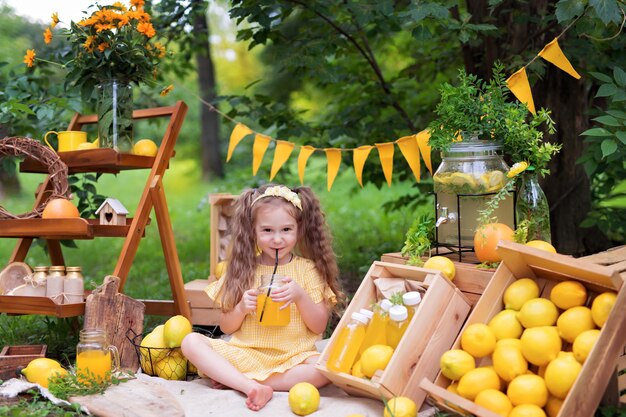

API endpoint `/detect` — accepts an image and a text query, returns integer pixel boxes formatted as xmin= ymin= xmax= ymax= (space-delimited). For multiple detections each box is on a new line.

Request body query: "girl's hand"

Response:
xmin=271 ymin=277 xmax=305 ymax=309
xmin=239 ymin=288 xmax=258 ymax=314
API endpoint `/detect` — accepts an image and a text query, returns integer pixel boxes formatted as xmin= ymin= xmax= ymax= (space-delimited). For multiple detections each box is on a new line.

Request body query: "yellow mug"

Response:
xmin=44 ymin=131 xmax=87 ymax=152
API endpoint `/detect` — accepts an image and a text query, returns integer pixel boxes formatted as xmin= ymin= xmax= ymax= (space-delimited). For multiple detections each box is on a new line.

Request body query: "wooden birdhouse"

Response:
xmin=96 ymin=198 xmax=129 ymax=226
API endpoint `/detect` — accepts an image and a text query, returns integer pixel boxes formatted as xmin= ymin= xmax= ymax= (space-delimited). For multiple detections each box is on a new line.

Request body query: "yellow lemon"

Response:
xmin=525 ymin=240 xmax=557 ymax=253
xmin=520 ymin=326 xmax=562 ymax=366
xmin=77 ymin=141 xmax=98 ymax=150
xmin=439 ymin=349 xmax=475 ymax=381
xmin=449 ymin=172 xmax=477 ymax=187
xmin=488 ymin=309 xmax=523 ymax=340
xmin=517 ymin=298 xmax=558 ymax=328
xmin=21 ymin=357 xmax=66 ymax=388
xmin=351 ymin=359 xmax=365 ymax=378
xmin=214 ymin=260 xmax=227 ymax=279
xmin=383 ymin=396 xmax=417 ymax=417
xmin=163 ymin=315 xmax=193 ymax=348
xmin=132 ymin=139 xmax=158 ymax=156
xmin=507 ymin=374 xmax=548 ymax=407
xmin=446 ymin=382 xmax=459 ymax=394
xmin=474 ymin=388 xmax=513 ymax=417
xmin=460 ymin=323 xmax=497 ymax=358
xmin=456 ymin=367 xmax=500 ymax=401
xmin=545 ymin=396 xmax=564 ymax=417
xmin=155 ymin=349 xmax=187 ymax=381
xmin=503 ymin=278 xmax=540 ymax=310
xmin=360 ymin=344 xmax=394 ymax=378
xmin=550 ymin=280 xmax=587 ymax=310
xmin=423 ymin=256 xmax=456 ymax=281
xmin=508 ymin=404 xmax=547 ymax=417
xmin=591 ymin=291 xmax=617 ymax=328
xmin=492 ymin=345 xmax=528 ymax=382
xmin=140 ymin=328 xmax=169 ymax=367
xmin=40 ymin=367 xmax=68 ymax=389
xmin=187 ymin=361 xmax=198 ymax=375
xmin=288 ymin=382 xmax=320 ymax=416
xmin=496 ymin=338 xmax=522 ymax=350
xmin=544 ymin=354 xmax=582 ymax=399
xmin=572 ymin=329 xmax=600 ymax=363
xmin=556 ymin=306 xmax=595 ymax=343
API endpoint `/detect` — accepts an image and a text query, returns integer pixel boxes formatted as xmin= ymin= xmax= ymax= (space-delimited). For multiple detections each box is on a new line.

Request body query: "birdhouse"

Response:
xmin=95 ymin=198 xmax=129 ymax=226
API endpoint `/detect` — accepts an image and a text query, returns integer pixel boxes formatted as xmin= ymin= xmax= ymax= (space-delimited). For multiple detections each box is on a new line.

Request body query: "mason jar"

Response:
xmin=256 ymin=275 xmax=290 ymax=326
xmin=76 ymin=329 xmax=120 ymax=384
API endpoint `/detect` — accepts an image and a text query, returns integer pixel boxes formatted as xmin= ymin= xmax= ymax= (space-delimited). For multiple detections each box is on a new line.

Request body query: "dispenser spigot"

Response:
xmin=436 ymin=206 xmax=457 ymax=227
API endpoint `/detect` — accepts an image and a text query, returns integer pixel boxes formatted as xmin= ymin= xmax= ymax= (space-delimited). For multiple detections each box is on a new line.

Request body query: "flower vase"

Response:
xmin=516 ymin=171 xmax=552 ymax=242
xmin=96 ymin=79 xmax=134 ymax=152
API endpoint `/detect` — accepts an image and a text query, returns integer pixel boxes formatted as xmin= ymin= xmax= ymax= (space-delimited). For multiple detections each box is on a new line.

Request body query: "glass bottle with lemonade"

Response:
xmin=326 ymin=312 xmax=369 ymax=374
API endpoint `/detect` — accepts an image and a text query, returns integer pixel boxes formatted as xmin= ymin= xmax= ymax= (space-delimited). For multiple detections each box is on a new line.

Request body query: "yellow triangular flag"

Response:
xmin=325 ymin=148 xmax=342 ymax=191
xmin=396 ymin=135 xmax=421 ymax=182
xmin=375 ymin=142 xmax=394 ymax=187
xmin=352 ymin=145 xmax=373 ymax=187
xmin=538 ymin=38 xmax=581 ymax=79
xmin=226 ymin=123 xmax=253 ymax=162
xmin=416 ymin=129 xmax=432 ymax=174
xmin=252 ymin=134 xmax=271 ymax=175
xmin=506 ymin=67 xmax=536 ymax=115
xmin=297 ymin=145 xmax=315 ymax=184
xmin=269 ymin=140 xmax=295 ymax=180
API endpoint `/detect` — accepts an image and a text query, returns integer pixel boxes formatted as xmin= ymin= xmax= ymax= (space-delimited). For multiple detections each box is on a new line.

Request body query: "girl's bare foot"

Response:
xmin=245 ymin=384 xmax=273 ymax=411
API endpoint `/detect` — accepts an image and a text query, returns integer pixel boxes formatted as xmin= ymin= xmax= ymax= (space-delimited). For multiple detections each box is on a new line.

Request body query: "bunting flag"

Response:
xmin=353 ymin=145 xmax=374 ymax=187
xmin=227 ymin=123 xmax=253 ymax=161
xmin=375 ymin=142 xmax=394 ymax=186
xmin=396 ymin=135 xmax=421 ymax=182
xmin=506 ymin=67 xmax=536 ymax=115
xmin=298 ymin=145 xmax=315 ymax=184
xmin=270 ymin=140 xmax=295 ymax=180
xmin=538 ymin=38 xmax=581 ymax=79
xmin=325 ymin=148 xmax=342 ymax=191
xmin=415 ymin=129 xmax=433 ymax=174
xmin=252 ymin=134 xmax=271 ymax=175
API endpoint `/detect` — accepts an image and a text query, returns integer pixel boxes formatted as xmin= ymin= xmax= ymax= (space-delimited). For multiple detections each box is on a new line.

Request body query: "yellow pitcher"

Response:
xmin=44 ymin=130 xmax=87 ymax=152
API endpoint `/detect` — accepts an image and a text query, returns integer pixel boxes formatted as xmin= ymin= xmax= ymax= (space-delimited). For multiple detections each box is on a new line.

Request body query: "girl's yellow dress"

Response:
xmin=204 ymin=255 xmax=336 ymax=381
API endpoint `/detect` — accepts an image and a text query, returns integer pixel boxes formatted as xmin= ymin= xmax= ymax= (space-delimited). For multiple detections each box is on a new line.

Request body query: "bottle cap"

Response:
xmin=350 ymin=312 xmax=369 ymax=325
xmin=359 ymin=309 xmax=374 ymax=320
xmin=389 ymin=305 xmax=408 ymax=322
xmin=403 ymin=291 xmax=422 ymax=306
xmin=379 ymin=299 xmax=393 ymax=312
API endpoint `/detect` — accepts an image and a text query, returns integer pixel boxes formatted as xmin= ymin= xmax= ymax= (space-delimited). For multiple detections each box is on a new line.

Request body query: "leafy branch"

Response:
xmin=401 ymin=214 xmax=435 ymax=266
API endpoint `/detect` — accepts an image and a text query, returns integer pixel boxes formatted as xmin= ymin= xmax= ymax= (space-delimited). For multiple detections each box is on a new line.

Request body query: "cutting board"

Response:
xmin=70 ymin=377 xmax=184 ymax=417
xmin=84 ymin=275 xmax=145 ymax=371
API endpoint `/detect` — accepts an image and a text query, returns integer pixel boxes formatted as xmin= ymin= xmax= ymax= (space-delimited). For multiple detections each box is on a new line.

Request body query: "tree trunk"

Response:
xmin=193 ymin=6 xmax=222 ymax=180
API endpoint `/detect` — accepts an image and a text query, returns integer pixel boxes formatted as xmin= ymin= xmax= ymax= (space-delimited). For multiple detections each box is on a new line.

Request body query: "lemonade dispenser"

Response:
xmin=433 ymin=139 xmax=515 ymax=258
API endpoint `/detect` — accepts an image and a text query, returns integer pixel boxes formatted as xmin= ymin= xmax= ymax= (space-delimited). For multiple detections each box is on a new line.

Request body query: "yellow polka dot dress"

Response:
xmin=204 ymin=256 xmax=336 ymax=381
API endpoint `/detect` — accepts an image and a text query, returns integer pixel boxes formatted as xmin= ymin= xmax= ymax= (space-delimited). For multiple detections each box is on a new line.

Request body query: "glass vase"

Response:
xmin=515 ymin=171 xmax=552 ymax=243
xmin=96 ymin=79 xmax=134 ymax=152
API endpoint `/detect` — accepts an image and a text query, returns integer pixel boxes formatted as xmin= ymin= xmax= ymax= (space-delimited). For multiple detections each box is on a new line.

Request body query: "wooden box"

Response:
xmin=315 ymin=261 xmax=472 ymax=407
xmin=419 ymin=240 xmax=625 ymax=417
xmin=0 ymin=344 xmax=47 ymax=380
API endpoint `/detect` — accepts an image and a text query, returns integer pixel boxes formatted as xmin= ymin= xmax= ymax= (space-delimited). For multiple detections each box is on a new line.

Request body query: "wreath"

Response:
xmin=0 ymin=137 xmax=70 ymax=219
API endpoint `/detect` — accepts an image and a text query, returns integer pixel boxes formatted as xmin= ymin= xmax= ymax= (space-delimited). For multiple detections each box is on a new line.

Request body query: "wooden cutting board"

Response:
xmin=70 ymin=377 xmax=184 ymax=417
xmin=84 ymin=275 xmax=145 ymax=371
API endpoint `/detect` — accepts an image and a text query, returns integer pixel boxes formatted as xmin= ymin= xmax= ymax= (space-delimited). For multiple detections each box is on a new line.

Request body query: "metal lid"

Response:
xmin=33 ymin=266 xmax=49 ymax=272
xmin=444 ymin=139 xmax=503 ymax=157
xmin=389 ymin=305 xmax=408 ymax=322
xmin=350 ymin=312 xmax=369 ymax=325
xmin=66 ymin=266 xmax=82 ymax=272
xmin=48 ymin=266 xmax=66 ymax=272
xmin=402 ymin=291 xmax=422 ymax=306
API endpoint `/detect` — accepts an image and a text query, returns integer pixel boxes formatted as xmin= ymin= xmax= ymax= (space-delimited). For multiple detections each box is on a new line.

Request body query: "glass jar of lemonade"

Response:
xmin=257 ymin=275 xmax=290 ymax=326
xmin=76 ymin=329 xmax=120 ymax=384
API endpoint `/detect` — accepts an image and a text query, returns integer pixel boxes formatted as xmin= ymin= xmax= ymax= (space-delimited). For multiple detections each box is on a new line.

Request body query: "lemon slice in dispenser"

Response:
xmin=450 ymin=172 xmax=476 ymax=188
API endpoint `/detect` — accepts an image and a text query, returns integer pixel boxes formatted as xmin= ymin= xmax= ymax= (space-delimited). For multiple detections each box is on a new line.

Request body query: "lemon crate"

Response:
xmin=315 ymin=261 xmax=471 ymax=407
xmin=419 ymin=240 xmax=626 ymax=417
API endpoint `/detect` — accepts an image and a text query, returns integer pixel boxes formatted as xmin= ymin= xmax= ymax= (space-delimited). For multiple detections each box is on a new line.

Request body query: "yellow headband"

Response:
xmin=251 ymin=186 xmax=302 ymax=210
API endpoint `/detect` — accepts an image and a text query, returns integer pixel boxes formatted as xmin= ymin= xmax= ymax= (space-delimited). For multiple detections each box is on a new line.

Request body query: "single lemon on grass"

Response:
xmin=507 ymin=374 xmax=548 ymax=407
xmin=456 ymin=367 xmax=500 ymax=401
xmin=550 ymin=280 xmax=587 ymax=309
xmin=474 ymin=388 xmax=513 ymax=417
xmin=545 ymin=396 xmax=564 ymax=417
xmin=492 ymin=345 xmax=528 ymax=382
xmin=508 ymin=404 xmax=547 ymax=417
xmin=525 ymin=240 xmax=557 ymax=253
xmin=360 ymin=344 xmax=394 ymax=378
xmin=517 ymin=298 xmax=558 ymax=328
xmin=591 ymin=291 xmax=617 ymax=328
xmin=520 ymin=326 xmax=562 ymax=366
xmin=461 ymin=323 xmax=497 ymax=358
xmin=132 ymin=139 xmax=158 ymax=156
xmin=155 ymin=349 xmax=187 ymax=381
xmin=351 ymin=359 xmax=365 ymax=378
xmin=503 ymin=278 xmax=540 ymax=310
xmin=288 ymin=382 xmax=320 ymax=416
xmin=439 ymin=349 xmax=475 ymax=381
xmin=556 ymin=306 xmax=595 ymax=343
xmin=572 ymin=329 xmax=600 ymax=363
xmin=383 ymin=396 xmax=417 ymax=417
xmin=423 ymin=256 xmax=456 ymax=280
xmin=163 ymin=315 xmax=193 ymax=348
xmin=544 ymin=354 xmax=582 ymax=399
xmin=496 ymin=338 xmax=522 ymax=350
xmin=488 ymin=309 xmax=523 ymax=340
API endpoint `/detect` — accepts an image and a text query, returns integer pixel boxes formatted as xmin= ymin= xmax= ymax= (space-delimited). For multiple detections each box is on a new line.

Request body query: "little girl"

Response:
xmin=182 ymin=184 xmax=343 ymax=411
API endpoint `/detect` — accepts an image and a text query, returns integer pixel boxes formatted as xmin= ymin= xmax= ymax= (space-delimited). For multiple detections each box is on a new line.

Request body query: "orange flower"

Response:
xmin=43 ymin=27 xmax=53 ymax=45
xmin=97 ymin=42 xmax=110 ymax=52
xmin=51 ymin=12 xmax=59 ymax=28
xmin=130 ymin=0 xmax=145 ymax=9
xmin=137 ymin=22 xmax=155 ymax=38
xmin=83 ymin=36 xmax=95 ymax=52
xmin=23 ymin=49 xmax=36 ymax=67
xmin=112 ymin=1 xmax=127 ymax=11
xmin=160 ymin=84 xmax=174 ymax=96
xmin=154 ymin=42 xmax=167 ymax=58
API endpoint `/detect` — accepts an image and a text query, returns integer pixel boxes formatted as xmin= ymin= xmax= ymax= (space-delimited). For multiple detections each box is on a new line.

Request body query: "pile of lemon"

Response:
xmin=139 ymin=315 xmax=193 ymax=380
xmin=439 ymin=278 xmax=617 ymax=417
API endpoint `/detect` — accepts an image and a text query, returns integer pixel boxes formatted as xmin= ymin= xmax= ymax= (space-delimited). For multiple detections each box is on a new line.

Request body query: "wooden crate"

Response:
xmin=315 ymin=261 xmax=472 ymax=407
xmin=419 ymin=240 xmax=626 ymax=417
xmin=0 ymin=344 xmax=47 ymax=380
xmin=381 ymin=252 xmax=495 ymax=306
